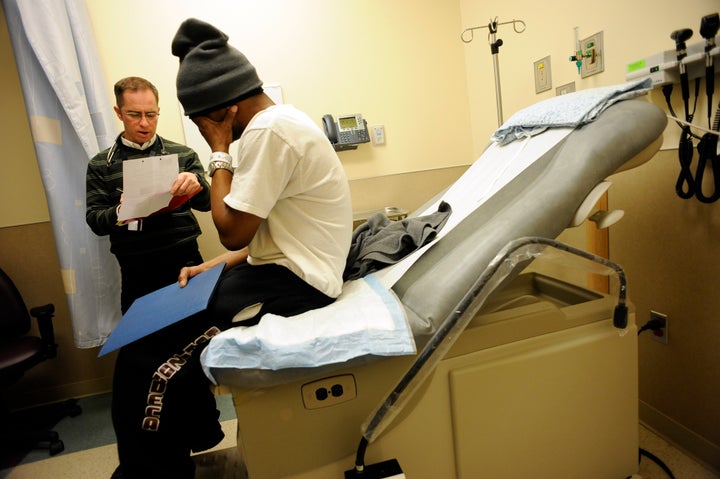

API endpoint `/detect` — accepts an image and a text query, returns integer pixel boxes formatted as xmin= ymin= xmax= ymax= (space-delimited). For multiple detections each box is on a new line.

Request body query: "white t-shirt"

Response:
xmin=224 ymin=104 xmax=352 ymax=298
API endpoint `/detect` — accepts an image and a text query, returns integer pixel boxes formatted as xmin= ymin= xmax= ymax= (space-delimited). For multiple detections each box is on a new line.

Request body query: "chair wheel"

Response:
xmin=49 ymin=439 xmax=65 ymax=456
xmin=61 ymin=399 xmax=82 ymax=418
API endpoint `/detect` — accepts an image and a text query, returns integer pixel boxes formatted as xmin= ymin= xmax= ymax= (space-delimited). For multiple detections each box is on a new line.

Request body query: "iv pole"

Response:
xmin=461 ymin=17 xmax=526 ymax=127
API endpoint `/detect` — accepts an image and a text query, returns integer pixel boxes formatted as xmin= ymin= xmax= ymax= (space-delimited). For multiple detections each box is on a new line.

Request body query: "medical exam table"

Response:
xmin=202 ymin=96 xmax=667 ymax=479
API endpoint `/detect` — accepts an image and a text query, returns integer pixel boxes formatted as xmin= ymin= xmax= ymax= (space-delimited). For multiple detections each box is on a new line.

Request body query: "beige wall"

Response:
xmin=610 ymin=149 xmax=720 ymax=470
xmin=84 ymin=0 xmax=474 ymax=181
xmin=2 ymin=0 xmax=719 ymax=473
xmin=83 ymin=0 xmax=477 ymax=260
xmin=0 ymin=2 xmax=48 ymax=228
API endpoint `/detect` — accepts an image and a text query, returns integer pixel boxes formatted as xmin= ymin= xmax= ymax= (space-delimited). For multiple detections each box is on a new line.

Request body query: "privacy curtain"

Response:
xmin=3 ymin=0 xmax=120 ymax=347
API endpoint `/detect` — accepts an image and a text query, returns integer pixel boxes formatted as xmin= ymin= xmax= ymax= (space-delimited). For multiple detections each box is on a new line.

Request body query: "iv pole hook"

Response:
xmin=460 ymin=17 xmax=526 ymax=127
xmin=460 ymin=18 xmax=526 ymax=43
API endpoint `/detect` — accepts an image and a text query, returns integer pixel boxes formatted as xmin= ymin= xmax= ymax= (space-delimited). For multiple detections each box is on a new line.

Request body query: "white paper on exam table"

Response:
xmin=118 ymin=153 xmax=181 ymax=221
xmin=374 ymin=127 xmax=574 ymax=288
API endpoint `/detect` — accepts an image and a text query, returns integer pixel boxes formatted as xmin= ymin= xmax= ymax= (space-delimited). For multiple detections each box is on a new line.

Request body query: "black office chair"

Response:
xmin=0 ymin=266 xmax=81 ymax=458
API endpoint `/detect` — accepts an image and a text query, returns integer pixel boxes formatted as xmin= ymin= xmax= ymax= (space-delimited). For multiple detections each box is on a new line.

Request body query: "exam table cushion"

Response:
xmin=394 ymin=99 xmax=666 ymax=341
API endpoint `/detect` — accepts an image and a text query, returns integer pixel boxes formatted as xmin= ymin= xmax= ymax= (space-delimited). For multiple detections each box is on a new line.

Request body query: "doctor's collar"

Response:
xmin=121 ymin=134 xmax=158 ymax=151
xmin=106 ymin=133 xmax=166 ymax=166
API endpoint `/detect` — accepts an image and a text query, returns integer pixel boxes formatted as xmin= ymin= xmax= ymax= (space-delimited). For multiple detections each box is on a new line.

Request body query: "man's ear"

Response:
xmin=113 ymin=105 xmax=122 ymax=120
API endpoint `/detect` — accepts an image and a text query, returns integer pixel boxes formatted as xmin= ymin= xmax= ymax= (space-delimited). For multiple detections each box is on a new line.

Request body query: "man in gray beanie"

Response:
xmin=172 ymin=18 xmax=264 ymax=118
xmin=170 ymin=18 xmax=351 ymax=306
xmin=107 ymin=18 xmax=353 ymax=478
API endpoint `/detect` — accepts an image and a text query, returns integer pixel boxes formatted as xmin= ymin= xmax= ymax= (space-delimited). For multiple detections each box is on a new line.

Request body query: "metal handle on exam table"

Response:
xmin=351 ymin=236 xmax=629 ymax=473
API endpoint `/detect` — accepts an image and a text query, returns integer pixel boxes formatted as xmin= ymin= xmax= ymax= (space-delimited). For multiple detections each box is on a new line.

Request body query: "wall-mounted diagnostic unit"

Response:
xmin=626 ymin=34 xmax=720 ymax=86
xmin=628 ymin=13 xmax=720 ymax=205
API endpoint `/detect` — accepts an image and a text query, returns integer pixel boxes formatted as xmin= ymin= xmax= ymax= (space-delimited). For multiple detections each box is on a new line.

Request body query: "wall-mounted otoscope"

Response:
xmin=671 ymin=28 xmax=694 ymax=119
xmin=629 ymin=15 xmax=720 ymax=203
xmin=667 ymin=28 xmax=697 ymax=200
xmin=700 ymin=13 xmax=719 ymax=128
xmin=695 ymin=13 xmax=720 ymax=204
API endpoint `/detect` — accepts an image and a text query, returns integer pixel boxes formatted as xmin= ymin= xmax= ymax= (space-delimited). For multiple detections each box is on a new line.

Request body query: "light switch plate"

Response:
xmin=534 ymin=56 xmax=552 ymax=94
xmin=371 ymin=125 xmax=386 ymax=145
xmin=556 ymin=81 xmax=576 ymax=96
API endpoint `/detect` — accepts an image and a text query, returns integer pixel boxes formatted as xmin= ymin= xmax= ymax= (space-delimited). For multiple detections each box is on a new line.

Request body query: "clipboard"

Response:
xmin=118 ymin=153 xmax=199 ymax=221
xmin=98 ymin=263 xmax=225 ymax=357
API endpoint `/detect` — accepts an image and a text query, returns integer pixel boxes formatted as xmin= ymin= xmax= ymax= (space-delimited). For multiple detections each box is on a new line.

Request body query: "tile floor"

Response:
xmin=0 ymin=393 xmax=717 ymax=479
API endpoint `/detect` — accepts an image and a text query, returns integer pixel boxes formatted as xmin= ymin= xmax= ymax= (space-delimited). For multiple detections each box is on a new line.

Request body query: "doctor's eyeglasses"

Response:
xmin=122 ymin=110 xmax=159 ymax=122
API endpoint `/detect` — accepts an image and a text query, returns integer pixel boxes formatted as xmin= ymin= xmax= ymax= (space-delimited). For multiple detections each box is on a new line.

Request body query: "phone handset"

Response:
xmin=322 ymin=114 xmax=339 ymax=144
xmin=322 ymin=113 xmax=370 ymax=151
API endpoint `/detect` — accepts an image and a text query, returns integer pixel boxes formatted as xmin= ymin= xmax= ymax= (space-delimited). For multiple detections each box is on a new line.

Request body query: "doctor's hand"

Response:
xmin=191 ymin=106 xmax=238 ymax=153
xmin=170 ymin=172 xmax=203 ymax=197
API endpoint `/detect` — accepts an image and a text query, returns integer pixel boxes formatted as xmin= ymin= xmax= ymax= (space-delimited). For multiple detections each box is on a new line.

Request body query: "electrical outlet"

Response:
xmin=556 ymin=81 xmax=576 ymax=96
xmin=534 ymin=56 xmax=552 ymax=93
xmin=649 ymin=310 xmax=668 ymax=344
xmin=301 ymin=374 xmax=356 ymax=409
xmin=580 ymin=31 xmax=604 ymax=78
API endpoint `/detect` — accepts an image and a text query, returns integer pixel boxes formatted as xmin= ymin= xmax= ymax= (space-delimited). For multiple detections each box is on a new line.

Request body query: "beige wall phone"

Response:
xmin=322 ymin=113 xmax=370 ymax=151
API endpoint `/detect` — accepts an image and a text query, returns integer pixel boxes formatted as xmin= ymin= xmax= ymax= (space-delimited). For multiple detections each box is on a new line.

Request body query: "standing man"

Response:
xmin=86 ymin=76 xmax=211 ymax=313
xmin=85 ymin=76 xmax=215 ymax=479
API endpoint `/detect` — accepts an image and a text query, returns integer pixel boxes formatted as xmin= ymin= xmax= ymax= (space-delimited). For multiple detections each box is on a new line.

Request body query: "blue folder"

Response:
xmin=98 ymin=263 xmax=225 ymax=357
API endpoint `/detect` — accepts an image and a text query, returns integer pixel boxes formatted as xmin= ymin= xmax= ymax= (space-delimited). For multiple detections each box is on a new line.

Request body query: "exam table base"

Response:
xmin=228 ymin=274 xmax=639 ymax=479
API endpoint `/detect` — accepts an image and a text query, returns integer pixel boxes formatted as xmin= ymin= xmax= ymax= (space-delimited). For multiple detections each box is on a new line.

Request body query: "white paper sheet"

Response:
xmin=374 ymin=128 xmax=574 ymax=287
xmin=118 ymin=153 xmax=180 ymax=221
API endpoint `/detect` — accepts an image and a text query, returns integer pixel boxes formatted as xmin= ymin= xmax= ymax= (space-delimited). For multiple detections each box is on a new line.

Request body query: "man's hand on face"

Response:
xmin=192 ymin=106 xmax=238 ymax=153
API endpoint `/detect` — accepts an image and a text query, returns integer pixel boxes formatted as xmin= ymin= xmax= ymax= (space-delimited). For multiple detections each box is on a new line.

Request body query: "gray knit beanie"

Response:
xmin=172 ymin=18 xmax=263 ymax=117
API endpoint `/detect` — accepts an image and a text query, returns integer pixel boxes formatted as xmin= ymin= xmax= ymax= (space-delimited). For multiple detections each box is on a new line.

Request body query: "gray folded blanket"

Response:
xmin=491 ymin=78 xmax=652 ymax=145
xmin=343 ymin=201 xmax=452 ymax=281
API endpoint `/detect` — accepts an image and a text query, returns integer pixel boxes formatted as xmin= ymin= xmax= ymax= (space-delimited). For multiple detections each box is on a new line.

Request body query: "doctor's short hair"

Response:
xmin=114 ymin=77 xmax=159 ymax=108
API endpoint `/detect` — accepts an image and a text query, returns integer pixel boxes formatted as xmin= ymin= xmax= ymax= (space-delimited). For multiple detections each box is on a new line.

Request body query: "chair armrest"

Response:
xmin=30 ymin=303 xmax=57 ymax=358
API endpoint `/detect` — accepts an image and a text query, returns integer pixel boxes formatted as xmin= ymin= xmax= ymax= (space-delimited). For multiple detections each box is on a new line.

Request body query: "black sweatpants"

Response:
xmin=112 ymin=257 xmax=334 ymax=479
xmin=113 ymin=241 xmax=212 ymax=478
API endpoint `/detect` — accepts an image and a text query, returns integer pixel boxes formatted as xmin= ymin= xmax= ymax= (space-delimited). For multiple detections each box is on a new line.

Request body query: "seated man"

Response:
xmin=172 ymin=16 xmax=352 ymax=330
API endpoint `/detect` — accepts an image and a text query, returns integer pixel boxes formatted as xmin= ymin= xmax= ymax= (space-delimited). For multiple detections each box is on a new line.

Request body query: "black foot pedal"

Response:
xmin=344 ymin=458 xmax=405 ymax=479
